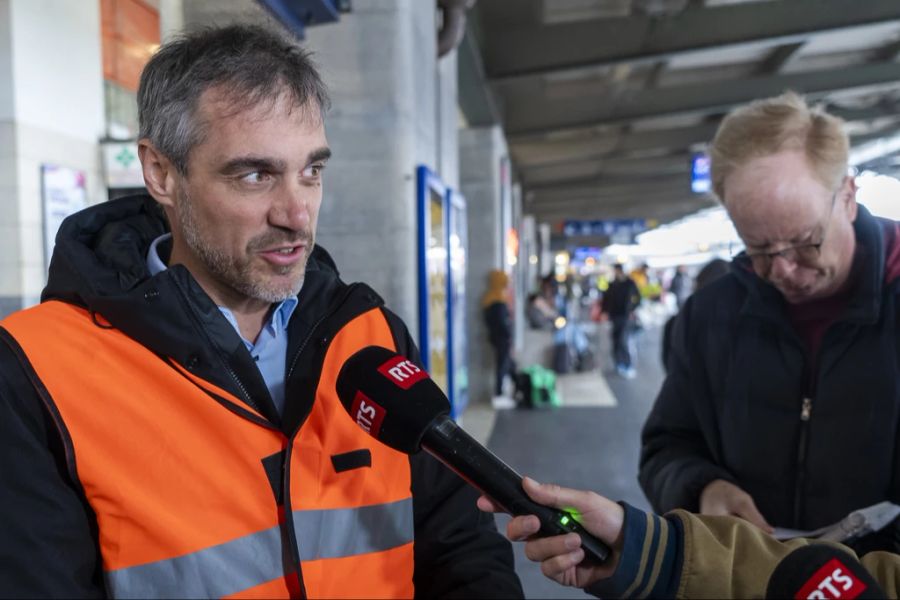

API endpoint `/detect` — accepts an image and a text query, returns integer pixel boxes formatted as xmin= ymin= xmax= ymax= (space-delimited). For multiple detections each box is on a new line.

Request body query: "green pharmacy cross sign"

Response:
xmin=115 ymin=147 xmax=137 ymax=169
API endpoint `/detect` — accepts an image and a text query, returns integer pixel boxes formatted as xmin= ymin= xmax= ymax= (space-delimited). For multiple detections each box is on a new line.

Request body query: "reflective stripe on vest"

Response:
xmin=2 ymin=300 xmax=416 ymax=599
xmin=106 ymin=498 xmax=414 ymax=599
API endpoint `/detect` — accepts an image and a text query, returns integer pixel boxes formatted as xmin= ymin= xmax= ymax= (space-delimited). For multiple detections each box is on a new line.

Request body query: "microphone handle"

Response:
xmin=422 ymin=415 xmax=610 ymax=564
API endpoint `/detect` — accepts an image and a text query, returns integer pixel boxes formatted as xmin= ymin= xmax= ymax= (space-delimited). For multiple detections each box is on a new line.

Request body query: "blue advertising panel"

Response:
xmin=416 ymin=166 xmax=449 ymax=401
xmin=446 ymin=189 xmax=468 ymax=419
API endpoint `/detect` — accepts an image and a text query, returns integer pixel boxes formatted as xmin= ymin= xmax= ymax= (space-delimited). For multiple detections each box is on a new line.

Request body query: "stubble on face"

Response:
xmin=176 ymin=184 xmax=312 ymax=304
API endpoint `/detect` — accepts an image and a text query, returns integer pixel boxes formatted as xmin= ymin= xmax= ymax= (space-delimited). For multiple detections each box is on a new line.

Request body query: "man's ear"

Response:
xmin=844 ymin=175 xmax=859 ymax=223
xmin=139 ymin=139 xmax=178 ymax=208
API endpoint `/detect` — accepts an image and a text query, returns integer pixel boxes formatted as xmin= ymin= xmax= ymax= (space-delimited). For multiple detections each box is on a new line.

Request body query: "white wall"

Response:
xmin=0 ymin=0 xmax=105 ymax=313
xmin=10 ymin=0 xmax=104 ymax=141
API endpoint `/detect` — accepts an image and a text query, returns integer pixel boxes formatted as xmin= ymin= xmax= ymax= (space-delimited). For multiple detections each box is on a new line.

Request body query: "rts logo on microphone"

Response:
xmin=351 ymin=391 xmax=386 ymax=437
xmin=378 ymin=356 xmax=427 ymax=389
xmin=798 ymin=558 xmax=867 ymax=599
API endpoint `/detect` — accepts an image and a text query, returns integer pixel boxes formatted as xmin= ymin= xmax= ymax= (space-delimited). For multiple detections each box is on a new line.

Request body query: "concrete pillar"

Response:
xmin=0 ymin=0 xmax=105 ymax=317
xmin=459 ymin=125 xmax=509 ymax=404
xmin=303 ymin=1 xmax=457 ymax=339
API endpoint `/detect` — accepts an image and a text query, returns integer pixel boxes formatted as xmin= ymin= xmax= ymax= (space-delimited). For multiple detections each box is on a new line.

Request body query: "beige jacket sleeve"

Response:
xmin=672 ymin=510 xmax=900 ymax=598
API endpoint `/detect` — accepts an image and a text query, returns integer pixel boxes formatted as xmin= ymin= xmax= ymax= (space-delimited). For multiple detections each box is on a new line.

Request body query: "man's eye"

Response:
xmin=303 ymin=163 xmax=325 ymax=178
xmin=240 ymin=171 xmax=270 ymax=184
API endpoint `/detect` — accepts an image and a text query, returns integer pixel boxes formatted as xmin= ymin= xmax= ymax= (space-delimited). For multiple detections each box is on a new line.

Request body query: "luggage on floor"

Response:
xmin=514 ymin=365 xmax=560 ymax=408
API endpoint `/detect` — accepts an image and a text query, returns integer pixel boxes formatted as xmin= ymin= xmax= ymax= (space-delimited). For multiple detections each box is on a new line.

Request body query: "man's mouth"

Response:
xmin=259 ymin=244 xmax=306 ymax=265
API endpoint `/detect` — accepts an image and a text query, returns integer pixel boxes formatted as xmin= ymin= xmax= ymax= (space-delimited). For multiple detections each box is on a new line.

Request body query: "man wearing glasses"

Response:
xmin=639 ymin=91 xmax=900 ymax=554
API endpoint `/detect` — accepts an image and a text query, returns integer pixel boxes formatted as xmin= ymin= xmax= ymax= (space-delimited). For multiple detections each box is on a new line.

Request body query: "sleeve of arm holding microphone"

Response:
xmin=381 ymin=310 xmax=524 ymax=599
xmin=638 ymin=300 xmax=737 ymax=513
xmin=587 ymin=503 xmax=900 ymax=599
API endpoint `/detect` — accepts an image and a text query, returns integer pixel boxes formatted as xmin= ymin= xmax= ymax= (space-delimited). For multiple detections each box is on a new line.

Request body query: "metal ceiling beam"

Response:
xmin=516 ymin=125 xmax=900 ymax=184
xmin=756 ymin=41 xmax=806 ymax=75
xmin=875 ymin=38 xmax=900 ymax=62
xmin=504 ymin=61 xmax=900 ymax=137
xmin=528 ymin=197 xmax=715 ymax=223
xmin=510 ymin=121 xmax=720 ymax=154
xmin=529 ymin=175 xmax=693 ymax=201
xmin=530 ymin=192 xmax=710 ymax=213
xmin=523 ymin=153 xmax=691 ymax=185
xmin=485 ymin=0 xmax=900 ymax=83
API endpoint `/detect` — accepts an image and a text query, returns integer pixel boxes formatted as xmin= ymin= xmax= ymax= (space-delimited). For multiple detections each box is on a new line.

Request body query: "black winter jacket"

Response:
xmin=483 ymin=302 xmax=512 ymax=349
xmin=602 ymin=277 xmax=641 ymax=318
xmin=0 ymin=195 xmax=522 ymax=598
xmin=639 ymin=206 xmax=900 ymax=548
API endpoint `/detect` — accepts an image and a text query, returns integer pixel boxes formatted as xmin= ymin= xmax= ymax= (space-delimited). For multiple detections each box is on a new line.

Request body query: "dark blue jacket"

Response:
xmin=640 ymin=206 xmax=900 ymax=551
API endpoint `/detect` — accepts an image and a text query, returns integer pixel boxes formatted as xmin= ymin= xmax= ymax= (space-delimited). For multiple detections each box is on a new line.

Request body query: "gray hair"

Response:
xmin=137 ymin=24 xmax=330 ymax=174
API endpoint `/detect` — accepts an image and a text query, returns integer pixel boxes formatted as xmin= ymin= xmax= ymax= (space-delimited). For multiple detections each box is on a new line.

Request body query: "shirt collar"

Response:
xmin=147 ymin=233 xmax=171 ymax=276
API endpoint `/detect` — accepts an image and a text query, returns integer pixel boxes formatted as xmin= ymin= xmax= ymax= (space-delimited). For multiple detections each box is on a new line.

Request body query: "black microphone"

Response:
xmin=335 ymin=345 xmax=610 ymax=564
xmin=766 ymin=544 xmax=886 ymax=599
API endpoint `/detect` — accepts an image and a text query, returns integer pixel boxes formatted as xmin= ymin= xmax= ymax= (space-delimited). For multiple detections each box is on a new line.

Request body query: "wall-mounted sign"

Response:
xmin=563 ymin=219 xmax=649 ymax=238
xmin=691 ymin=152 xmax=712 ymax=194
xmin=41 ymin=165 xmax=87 ymax=269
xmin=103 ymin=141 xmax=144 ymax=188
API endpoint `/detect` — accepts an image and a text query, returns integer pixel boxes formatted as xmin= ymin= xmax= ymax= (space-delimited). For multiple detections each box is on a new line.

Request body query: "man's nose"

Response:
xmin=767 ymin=254 xmax=798 ymax=282
xmin=270 ymin=181 xmax=312 ymax=232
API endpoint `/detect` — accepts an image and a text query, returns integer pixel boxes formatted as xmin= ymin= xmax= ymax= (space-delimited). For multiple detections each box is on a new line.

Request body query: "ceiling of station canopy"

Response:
xmin=458 ymin=0 xmax=900 ymax=227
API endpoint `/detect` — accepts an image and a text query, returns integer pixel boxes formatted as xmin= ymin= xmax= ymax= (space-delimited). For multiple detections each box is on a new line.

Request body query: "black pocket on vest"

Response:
xmin=331 ymin=449 xmax=372 ymax=473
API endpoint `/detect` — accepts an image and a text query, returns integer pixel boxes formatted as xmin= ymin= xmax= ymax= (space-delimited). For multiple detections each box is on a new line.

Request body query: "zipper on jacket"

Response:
xmin=224 ymin=363 xmax=262 ymax=415
xmin=169 ymin=271 xmax=265 ymax=415
xmin=280 ymin=282 xmax=375 ymax=591
xmin=793 ymin=396 xmax=813 ymax=526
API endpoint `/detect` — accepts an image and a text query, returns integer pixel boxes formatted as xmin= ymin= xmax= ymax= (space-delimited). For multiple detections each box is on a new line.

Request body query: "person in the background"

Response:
xmin=483 ymin=269 xmax=517 ymax=408
xmin=526 ymin=291 xmax=557 ymax=330
xmin=601 ymin=264 xmax=641 ymax=378
xmin=667 ymin=264 xmax=690 ymax=310
xmin=661 ymin=258 xmax=729 ymax=372
xmin=478 ymin=478 xmax=900 ymax=598
xmin=640 ymin=91 xmax=900 ymax=555
xmin=630 ymin=263 xmax=662 ymax=301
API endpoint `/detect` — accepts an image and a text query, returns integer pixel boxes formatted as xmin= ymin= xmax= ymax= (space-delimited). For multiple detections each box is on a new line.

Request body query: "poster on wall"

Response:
xmin=447 ymin=189 xmax=468 ymax=419
xmin=41 ymin=165 xmax=87 ymax=270
xmin=416 ymin=165 xmax=449 ymax=398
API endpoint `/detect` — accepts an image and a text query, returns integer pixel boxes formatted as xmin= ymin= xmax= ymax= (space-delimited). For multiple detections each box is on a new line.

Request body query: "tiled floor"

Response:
xmin=460 ymin=321 xmax=666 ymax=599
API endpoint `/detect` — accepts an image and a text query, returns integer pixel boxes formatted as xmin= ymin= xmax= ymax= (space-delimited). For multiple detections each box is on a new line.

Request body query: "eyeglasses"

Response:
xmin=742 ymin=187 xmax=840 ymax=276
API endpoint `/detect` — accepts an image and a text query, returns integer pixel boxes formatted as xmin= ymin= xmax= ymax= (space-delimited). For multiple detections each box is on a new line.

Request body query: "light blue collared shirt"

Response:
xmin=147 ymin=234 xmax=298 ymax=415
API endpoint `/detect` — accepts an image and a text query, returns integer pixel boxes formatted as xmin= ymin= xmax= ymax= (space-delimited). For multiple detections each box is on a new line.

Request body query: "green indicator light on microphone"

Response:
xmin=560 ymin=515 xmax=570 ymax=526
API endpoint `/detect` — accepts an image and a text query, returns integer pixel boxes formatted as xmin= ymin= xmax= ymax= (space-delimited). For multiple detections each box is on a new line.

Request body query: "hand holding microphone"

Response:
xmin=478 ymin=477 xmax=623 ymax=589
xmin=335 ymin=346 xmax=611 ymax=566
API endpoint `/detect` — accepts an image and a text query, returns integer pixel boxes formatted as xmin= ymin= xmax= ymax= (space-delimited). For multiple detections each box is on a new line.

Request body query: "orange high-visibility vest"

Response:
xmin=2 ymin=300 xmax=415 ymax=599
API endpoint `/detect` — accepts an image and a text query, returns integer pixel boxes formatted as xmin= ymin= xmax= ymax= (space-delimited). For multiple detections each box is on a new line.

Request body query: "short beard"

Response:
xmin=177 ymin=186 xmax=307 ymax=303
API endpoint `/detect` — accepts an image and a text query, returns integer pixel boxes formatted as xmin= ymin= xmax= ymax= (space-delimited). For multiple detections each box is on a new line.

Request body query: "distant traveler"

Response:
xmin=483 ymin=269 xmax=517 ymax=407
xmin=668 ymin=265 xmax=690 ymax=310
xmin=601 ymin=264 xmax=641 ymax=378
xmin=0 ymin=24 xmax=521 ymax=598
xmin=661 ymin=258 xmax=729 ymax=372
xmin=640 ymin=91 xmax=900 ymax=554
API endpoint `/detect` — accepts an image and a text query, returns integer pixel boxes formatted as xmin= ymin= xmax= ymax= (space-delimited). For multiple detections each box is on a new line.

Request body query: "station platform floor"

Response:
xmin=460 ymin=320 xmax=666 ymax=599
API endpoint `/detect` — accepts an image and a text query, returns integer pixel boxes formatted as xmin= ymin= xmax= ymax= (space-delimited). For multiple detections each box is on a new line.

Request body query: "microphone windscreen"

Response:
xmin=335 ymin=346 xmax=450 ymax=454
xmin=766 ymin=544 xmax=885 ymax=599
